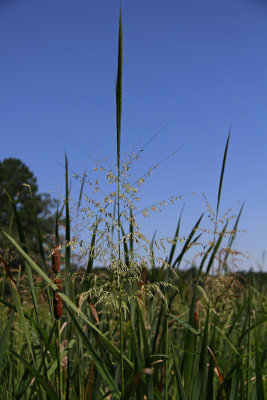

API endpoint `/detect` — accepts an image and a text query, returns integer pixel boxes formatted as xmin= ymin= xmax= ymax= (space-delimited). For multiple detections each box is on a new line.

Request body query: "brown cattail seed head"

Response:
xmin=52 ymin=246 xmax=60 ymax=274
xmin=194 ymin=311 xmax=199 ymax=329
xmin=53 ymin=293 xmax=63 ymax=319
xmin=53 ymin=278 xmax=63 ymax=319
xmin=54 ymin=278 xmax=62 ymax=291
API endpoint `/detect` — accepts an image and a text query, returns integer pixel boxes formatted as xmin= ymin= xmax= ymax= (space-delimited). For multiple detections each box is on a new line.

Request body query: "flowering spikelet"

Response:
xmin=52 ymin=246 xmax=60 ymax=274
xmin=53 ymin=278 xmax=63 ymax=319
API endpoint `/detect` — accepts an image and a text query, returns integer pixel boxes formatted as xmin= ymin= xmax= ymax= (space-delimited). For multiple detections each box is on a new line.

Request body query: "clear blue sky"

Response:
xmin=1 ymin=0 xmax=267 ymax=270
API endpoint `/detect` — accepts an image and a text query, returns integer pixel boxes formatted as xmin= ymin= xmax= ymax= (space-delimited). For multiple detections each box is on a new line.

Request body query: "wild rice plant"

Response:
xmin=0 ymin=8 xmax=266 ymax=400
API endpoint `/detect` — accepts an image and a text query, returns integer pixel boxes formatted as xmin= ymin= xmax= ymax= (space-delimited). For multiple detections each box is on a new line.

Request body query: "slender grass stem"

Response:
xmin=116 ymin=7 xmax=124 ymax=397
xmin=57 ymin=319 xmax=63 ymax=399
xmin=247 ymin=275 xmax=252 ymax=400
xmin=164 ymin=316 xmax=169 ymax=400
xmin=117 ymin=173 xmax=124 ymax=396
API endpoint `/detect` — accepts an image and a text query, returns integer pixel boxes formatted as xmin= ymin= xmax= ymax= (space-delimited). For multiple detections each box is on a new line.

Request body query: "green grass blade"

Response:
xmin=65 ymin=153 xmax=71 ymax=400
xmin=115 ymin=8 xmax=124 ymax=396
xmin=26 ymin=184 xmax=53 ymax=320
xmin=181 ymin=283 xmax=198 ymax=396
xmin=214 ymin=326 xmax=240 ymax=356
xmin=168 ymin=314 xmax=200 ymax=336
xmin=206 ymin=315 xmax=217 ymax=400
xmin=24 ymin=184 xmax=47 ymax=272
xmin=150 ymin=232 xmax=156 ymax=278
xmin=198 ymin=242 xmax=214 ymax=275
xmin=195 ymin=304 xmax=210 ymax=399
xmin=137 ymin=306 xmax=153 ymax=399
xmin=121 ymin=223 xmax=130 ymax=268
xmin=224 ymin=202 xmax=244 ymax=266
xmin=205 ymin=222 xmax=227 ymax=275
xmin=77 ymin=171 xmax=86 ymax=216
xmin=168 ymin=206 xmax=184 ymax=267
xmin=86 ymin=219 xmax=98 ymax=274
xmin=3 ymin=189 xmax=27 ymax=252
xmin=55 ymin=206 xmax=59 ymax=246
xmin=255 ymin=323 xmax=265 ymax=399
xmin=129 ymin=208 xmax=134 ymax=258
xmin=116 ymin=7 xmax=123 ymax=170
xmin=65 ymin=152 xmax=71 ymax=299
xmin=239 ymin=316 xmax=267 ymax=341
xmin=172 ymin=213 xmax=203 ymax=269
xmin=216 ymin=129 xmax=230 ymax=222
xmin=171 ymin=341 xmax=186 ymax=400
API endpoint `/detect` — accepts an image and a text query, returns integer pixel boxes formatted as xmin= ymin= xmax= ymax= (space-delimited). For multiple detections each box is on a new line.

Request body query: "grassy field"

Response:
xmin=0 ymin=10 xmax=266 ymax=400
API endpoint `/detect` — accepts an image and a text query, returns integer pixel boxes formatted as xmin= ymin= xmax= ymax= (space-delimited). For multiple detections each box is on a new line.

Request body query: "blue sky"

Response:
xmin=1 ymin=0 xmax=267 ymax=270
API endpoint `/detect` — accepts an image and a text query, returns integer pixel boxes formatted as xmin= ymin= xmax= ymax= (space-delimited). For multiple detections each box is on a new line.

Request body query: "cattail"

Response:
xmin=194 ymin=311 xmax=199 ymax=329
xmin=52 ymin=245 xmax=62 ymax=319
xmin=53 ymin=278 xmax=63 ymax=319
xmin=52 ymin=246 xmax=60 ymax=274
xmin=54 ymin=277 xmax=62 ymax=291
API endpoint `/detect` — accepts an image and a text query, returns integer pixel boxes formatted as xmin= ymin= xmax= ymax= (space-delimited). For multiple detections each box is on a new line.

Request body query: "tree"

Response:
xmin=0 ymin=158 xmax=57 ymax=264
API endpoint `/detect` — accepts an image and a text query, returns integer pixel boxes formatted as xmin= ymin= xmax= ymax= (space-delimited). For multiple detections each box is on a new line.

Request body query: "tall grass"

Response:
xmin=1 ymin=9 xmax=267 ymax=400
